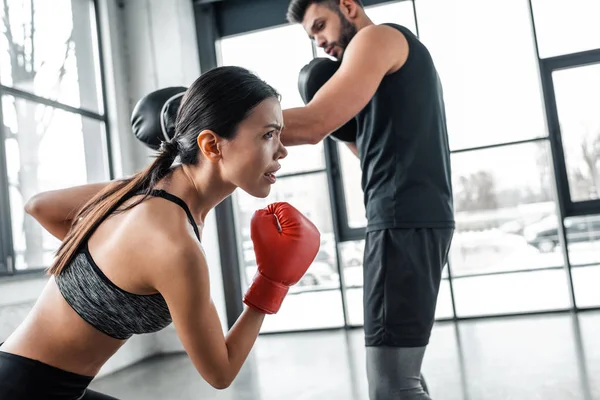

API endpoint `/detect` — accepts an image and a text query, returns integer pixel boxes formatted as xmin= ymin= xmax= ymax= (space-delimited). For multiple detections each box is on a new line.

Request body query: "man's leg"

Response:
xmin=363 ymin=228 xmax=453 ymax=400
xmin=367 ymin=346 xmax=429 ymax=399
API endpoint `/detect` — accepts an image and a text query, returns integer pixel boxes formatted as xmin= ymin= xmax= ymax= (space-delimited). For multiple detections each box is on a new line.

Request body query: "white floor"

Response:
xmin=90 ymin=310 xmax=600 ymax=400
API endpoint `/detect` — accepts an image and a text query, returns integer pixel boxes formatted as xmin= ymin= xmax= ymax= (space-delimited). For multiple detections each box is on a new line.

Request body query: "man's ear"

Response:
xmin=340 ymin=0 xmax=360 ymax=19
xmin=197 ymin=130 xmax=223 ymax=162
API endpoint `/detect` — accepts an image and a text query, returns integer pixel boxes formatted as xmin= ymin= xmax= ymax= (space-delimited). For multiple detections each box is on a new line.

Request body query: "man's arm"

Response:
xmin=282 ymin=25 xmax=408 ymax=146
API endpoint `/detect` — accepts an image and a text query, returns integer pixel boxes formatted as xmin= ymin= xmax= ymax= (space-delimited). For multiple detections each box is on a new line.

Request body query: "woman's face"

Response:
xmin=219 ymin=97 xmax=288 ymax=198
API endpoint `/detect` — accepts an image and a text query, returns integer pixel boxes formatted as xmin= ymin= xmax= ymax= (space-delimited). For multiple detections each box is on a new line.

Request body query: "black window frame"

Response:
xmin=0 ymin=0 xmax=114 ymax=277
xmin=539 ymin=48 xmax=600 ymax=218
xmin=195 ymin=0 xmax=600 ymax=329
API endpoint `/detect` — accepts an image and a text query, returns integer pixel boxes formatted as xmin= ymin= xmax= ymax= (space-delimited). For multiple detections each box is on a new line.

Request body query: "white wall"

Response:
xmin=0 ymin=277 xmax=48 ymax=343
xmin=0 ymin=0 xmax=228 ymax=379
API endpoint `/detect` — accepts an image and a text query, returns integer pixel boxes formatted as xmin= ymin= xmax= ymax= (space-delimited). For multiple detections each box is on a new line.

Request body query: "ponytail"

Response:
xmin=48 ymin=141 xmax=179 ymax=275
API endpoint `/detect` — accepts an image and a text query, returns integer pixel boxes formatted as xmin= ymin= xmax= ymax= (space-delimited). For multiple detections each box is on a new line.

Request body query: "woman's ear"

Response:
xmin=197 ymin=130 xmax=223 ymax=163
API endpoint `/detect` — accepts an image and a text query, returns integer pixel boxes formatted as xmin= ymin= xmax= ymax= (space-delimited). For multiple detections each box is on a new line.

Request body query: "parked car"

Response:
xmin=523 ymin=214 xmax=600 ymax=253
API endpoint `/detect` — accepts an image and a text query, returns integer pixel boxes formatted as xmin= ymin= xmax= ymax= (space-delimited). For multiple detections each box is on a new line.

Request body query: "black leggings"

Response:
xmin=0 ymin=348 xmax=118 ymax=400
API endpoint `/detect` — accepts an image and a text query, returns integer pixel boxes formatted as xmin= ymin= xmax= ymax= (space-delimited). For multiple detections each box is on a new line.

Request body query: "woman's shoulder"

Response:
xmin=142 ymin=226 xmax=208 ymax=293
xmin=114 ymin=193 xmax=205 ymax=267
xmin=123 ymin=193 xmax=193 ymax=234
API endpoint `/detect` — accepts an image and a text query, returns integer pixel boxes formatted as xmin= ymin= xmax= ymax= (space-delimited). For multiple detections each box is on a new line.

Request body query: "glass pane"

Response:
xmin=233 ymin=172 xmax=343 ymax=332
xmin=564 ymin=215 xmax=600 ymax=266
xmin=580 ymin=313 xmax=600 ymax=400
xmin=345 ymin=279 xmax=454 ymax=325
xmin=453 ymin=270 xmax=571 ymax=317
xmin=0 ymin=0 xmax=104 ymax=113
xmin=565 ymin=214 xmax=600 ymax=307
xmin=451 ymin=142 xmax=562 ymax=277
xmin=367 ymin=0 xmax=417 ymax=33
xmin=339 ymin=240 xmax=454 ymax=324
xmin=552 ymin=64 xmax=600 ymax=202
xmin=3 ymin=95 xmax=109 ymax=270
xmin=345 ymin=287 xmax=363 ymax=325
xmin=531 ymin=0 xmax=600 ymax=58
xmin=434 ymin=279 xmax=454 ymax=319
xmin=339 ymin=239 xmax=364 ymax=287
xmin=339 ymin=238 xmax=449 ymax=284
xmin=523 ymin=214 xmax=600 ymax=259
xmin=219 ymin=25 xmax=325 ymax=176
xmin=416 ymin=0 xmax=547 ymax=150
xmin=278 ymin=144 xmax=325 ymax=176
xmin=338 ymin=142 xmax=365 ymax=228
xmin=261 ymin=289 xmax=344 ymax=332
xmin=316 ymin=0 xmax=418 ymax=59
xmin=573 ymin=266 xmax=600 ymax=308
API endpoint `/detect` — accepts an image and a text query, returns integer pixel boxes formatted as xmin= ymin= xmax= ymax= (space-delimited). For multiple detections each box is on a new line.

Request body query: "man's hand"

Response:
xmin=282 ymin=24 xmax=409 ymax=146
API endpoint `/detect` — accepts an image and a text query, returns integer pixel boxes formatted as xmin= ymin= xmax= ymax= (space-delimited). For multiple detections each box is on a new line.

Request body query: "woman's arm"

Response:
xmin=155 ymin=242 xmax=264 ymax=389
xmin=24 ymin=181 xmax=113 ymax=241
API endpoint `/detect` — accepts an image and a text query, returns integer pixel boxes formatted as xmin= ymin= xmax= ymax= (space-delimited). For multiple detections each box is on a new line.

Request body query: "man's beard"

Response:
xmin=329 ymin=11 xmax=357 ymax=60
xmin=337 ymin=13 xmax=358 ymax=50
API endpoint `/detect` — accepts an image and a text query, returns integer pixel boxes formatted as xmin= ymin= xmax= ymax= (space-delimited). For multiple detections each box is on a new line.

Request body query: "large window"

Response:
xmin=530 ymin=0 xmax=600 ymax=59
xmin=413 ymin=0 xmax=582 ymax=316
xmin=416 ymin=0 xmax=547 ymax=152
xmin=208 ymin=0 xmax=600 ymax=330
xmin=219 ymin=24 xmax=345 ymax=332
xmin=551 ymin=63 xmax=600 ymax=203
xmin=451 ymin=142 xmax=557 ymax=277
xmin=219 ymin=24 xmax=326 ymax=177
xmin=333 ymin=0 xmax=600 ymax=320
xmin=0 ymin=0 xmax=110 ymax=274
xmin=568 ymin=214 xmax=600 ymax=308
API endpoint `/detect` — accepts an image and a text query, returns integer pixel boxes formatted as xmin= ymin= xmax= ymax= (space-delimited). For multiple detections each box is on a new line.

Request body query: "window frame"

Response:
xmin=0 ymin=101 xmax=13 ymax=275
xmin=199 ymin=0 xmax=600 ymax=329
xmin=324 ymin=138 xmax=366 ymax=242
xmin=0 ymin=0 xmax=113 ymax=277
xmin=216 ymin=23 xmax=349 ymax=329
xmin=539 ymin=48 xmax=600 ymax=218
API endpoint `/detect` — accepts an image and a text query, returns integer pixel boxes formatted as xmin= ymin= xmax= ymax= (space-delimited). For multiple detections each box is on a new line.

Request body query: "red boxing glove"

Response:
xmin=243 ymin=202 xmax=321 ymax=314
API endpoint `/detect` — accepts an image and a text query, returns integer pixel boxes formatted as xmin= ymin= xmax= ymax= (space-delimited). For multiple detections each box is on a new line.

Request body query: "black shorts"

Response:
xmin=0 ymin=346 xmax=118 ymax=400
xmin=363 ymin=228 xmax=454 ymax=347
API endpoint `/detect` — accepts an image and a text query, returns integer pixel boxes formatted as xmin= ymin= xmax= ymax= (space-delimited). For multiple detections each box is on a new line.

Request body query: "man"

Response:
xmin=281 ymin=1 xmax=455 ymax=399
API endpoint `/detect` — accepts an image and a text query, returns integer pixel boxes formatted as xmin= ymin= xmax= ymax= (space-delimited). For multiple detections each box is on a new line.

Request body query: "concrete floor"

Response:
xmin=89 ymin=311 xmax=600 ymax=400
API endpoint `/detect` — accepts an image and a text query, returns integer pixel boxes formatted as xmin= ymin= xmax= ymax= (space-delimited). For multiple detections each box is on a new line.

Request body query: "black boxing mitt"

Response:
xmin=298 ymin=58 xmax=357 ymax=143
xmin=131 ymin=86 xmax=187 ymax=150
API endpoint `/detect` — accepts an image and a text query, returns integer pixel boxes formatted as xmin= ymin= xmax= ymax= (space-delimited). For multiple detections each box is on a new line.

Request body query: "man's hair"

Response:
xmin=286 ymin=0 xmax=364 ymax=24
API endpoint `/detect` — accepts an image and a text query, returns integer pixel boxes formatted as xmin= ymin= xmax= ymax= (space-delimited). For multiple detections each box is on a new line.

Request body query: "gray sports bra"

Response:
xmin=55 ymin=190 xmax=200 ymax=340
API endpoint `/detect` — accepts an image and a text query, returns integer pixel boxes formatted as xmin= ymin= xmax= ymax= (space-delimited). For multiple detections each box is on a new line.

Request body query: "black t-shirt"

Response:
xmin=355 ymin=23 xmax=455 ymax=232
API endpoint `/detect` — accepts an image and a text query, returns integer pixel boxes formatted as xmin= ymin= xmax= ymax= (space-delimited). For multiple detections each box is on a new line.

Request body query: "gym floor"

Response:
xmin=89 ymin=310 xmax=600 ymax=400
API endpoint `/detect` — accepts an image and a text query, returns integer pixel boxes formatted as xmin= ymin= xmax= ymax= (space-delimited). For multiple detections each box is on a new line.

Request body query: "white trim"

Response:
xmin=159 ymin=92 xmax=185 ymax=142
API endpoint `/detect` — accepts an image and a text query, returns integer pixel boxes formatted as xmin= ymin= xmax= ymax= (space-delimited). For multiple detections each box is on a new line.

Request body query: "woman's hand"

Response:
xmin=24 ymin=181 xmax=113 ymax=241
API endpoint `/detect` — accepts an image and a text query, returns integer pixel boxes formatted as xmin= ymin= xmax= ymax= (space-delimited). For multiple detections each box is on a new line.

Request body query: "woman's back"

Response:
xmin=1 ymin=183 xmax=203 ymax=376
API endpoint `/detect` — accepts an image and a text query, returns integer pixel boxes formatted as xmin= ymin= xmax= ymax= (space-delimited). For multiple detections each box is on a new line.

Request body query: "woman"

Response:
xmin=0 ymin=66 xmax=321 ymax=399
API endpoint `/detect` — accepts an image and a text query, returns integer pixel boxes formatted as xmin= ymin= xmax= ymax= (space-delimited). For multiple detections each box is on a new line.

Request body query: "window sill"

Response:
xmin=0 ymin=269 xmax=49 ymax=307
xmin=0 ymin=269 xmax=48 ymax=283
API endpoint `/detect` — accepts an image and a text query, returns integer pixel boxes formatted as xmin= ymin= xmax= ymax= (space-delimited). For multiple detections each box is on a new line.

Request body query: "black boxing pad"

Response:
xmin=131 ymin=86 xmax=187 ymax=150
xmin=298 ymin=58 xmax=357 ymax=143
